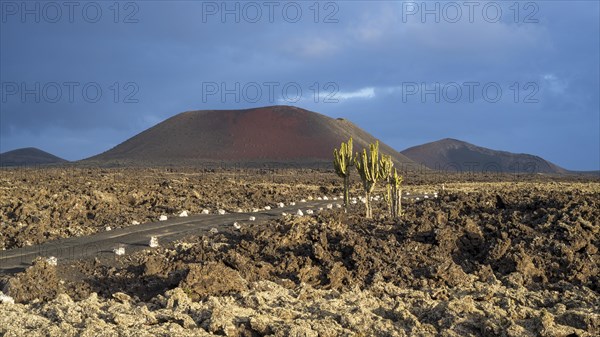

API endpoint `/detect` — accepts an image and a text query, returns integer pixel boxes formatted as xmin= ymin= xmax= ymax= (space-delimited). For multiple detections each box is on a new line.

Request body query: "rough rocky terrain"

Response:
xmin=0 ymin=167 xmax=591 ymax=250
xmin=0 ymin=169 xmax=598 ymax=336
xmin=0 ymin=168 xmax=340 ymax=250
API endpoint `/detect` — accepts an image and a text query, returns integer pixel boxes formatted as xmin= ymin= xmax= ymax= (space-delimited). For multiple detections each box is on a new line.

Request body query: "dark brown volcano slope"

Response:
xmin=401 ymin=138 xmax=568 ymax=174
xmin=85 ymin=106 xmax=416 ymax=167
xmin=0 ymin=147 xmax=68 ymax=167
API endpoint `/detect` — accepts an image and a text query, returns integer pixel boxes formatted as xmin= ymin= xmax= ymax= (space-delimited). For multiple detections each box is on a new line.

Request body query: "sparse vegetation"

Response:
xmin=388 ymin=168 xmax=403 ymax=218
xmin=335 ymin=140 xmax=404 ymax=219
xmin=379 ymin=154 xmax=394 ymax=216
xmin=354 ymin=141 xmax=385 ymax=219
xmin=333 ymin=137 xmax=353 ymax=212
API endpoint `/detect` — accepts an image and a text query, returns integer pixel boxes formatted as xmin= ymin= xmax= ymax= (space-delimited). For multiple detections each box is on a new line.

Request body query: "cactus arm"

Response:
xmin=354 ymin=141 xmax=385 ymax=218
xmin=333 ymin=138 xmax=354 ymax=212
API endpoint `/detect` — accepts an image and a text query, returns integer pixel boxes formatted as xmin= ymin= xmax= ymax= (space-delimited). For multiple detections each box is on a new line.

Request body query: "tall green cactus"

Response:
xmin=379 ymin=155 xmax=394 ymax=216
xmin=333 ymin=137 xmax=353 ymax=212
xmin=390 ymin=168 xmax=403 ymax=218
xmin=354 ymin=141 xmax=383 ymax=219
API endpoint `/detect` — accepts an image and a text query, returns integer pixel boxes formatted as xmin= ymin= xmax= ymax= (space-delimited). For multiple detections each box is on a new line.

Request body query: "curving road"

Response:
xmin=0 ymin=194 xmax=432 ymax=274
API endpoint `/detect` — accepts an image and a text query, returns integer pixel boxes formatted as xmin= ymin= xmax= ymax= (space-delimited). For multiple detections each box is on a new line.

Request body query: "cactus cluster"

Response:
xmin=333 ymin=138 xmax=404 ymax=219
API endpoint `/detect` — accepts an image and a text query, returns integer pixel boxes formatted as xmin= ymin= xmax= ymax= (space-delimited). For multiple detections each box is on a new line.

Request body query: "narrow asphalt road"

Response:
xmin=0 ymin=194 xmax=432 ymax=274
xmin=0 ymin=200 xmax=334 ymax=273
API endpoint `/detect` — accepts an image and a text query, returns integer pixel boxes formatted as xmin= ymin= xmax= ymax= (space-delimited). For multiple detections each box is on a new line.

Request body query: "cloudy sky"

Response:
xmin=1 ymin=0 xmax=598 ymax=170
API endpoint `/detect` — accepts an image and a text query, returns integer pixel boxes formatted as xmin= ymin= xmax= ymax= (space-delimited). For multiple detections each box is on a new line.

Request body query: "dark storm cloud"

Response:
xmin=0 ymin=1 xmax=598 ymax=170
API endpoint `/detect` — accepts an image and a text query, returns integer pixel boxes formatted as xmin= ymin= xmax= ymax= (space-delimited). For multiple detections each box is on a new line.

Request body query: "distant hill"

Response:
xmin=84 ymin=106 xmax=416 ymax=167
xmin=401 ymin=138 xmax=568 ymax=174
xmin=0 ymin=147 xmax=68 ymax=167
